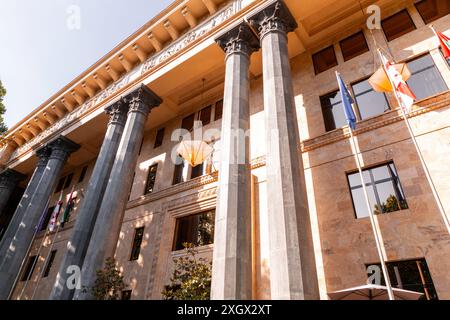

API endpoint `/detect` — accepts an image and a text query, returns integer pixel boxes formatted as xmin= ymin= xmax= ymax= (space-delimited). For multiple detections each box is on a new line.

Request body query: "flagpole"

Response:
xmin=376 ymin=49 xmax=450 ymax=235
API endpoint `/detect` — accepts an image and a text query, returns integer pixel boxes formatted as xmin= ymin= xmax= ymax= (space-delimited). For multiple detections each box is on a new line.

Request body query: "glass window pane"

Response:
xmin=313 ymin=46 xmax=338 ymax=74
xmin=351 ymin=185 xmax=378 ymax=218
xmin=352 ymin=79 xmax=390 ymax=119
xmin=214 ymin=100 xmax=223 ymax=121
xmin=199 ymin=105 xmax=212 ymax=126
xmin=320 ymin=91 xmax=348 ymax=131
xmin=415 ymin=0 xmax=450 ymax=24
xmin=154 ymin=128 xmax=165 ymax=148
xmin=406 ymin=55 xmax=448 ymax=100
xmin=340 ymin=31 xmax=369 ymax=61
xmin=348 ymin=171 xmax=371 ymax=187
xmin=381 ymin=10 xmax=416 ymax=42
xmin=371 ymin=166 xmax=390 ymax=181
xmin=173 ymin=211 xmax=215 ymax=251
xmin=375 ymin=181 xmax=401 ymax=213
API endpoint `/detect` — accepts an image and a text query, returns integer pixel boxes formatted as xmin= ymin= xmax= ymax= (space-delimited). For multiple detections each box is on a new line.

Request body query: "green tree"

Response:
xmin=162 ymin=243 xmax=212 ymax=300
xmin=90 ymin=257 xmax=126 ymax=300
xmin=0 ymin=80 xmax=8 ymax=135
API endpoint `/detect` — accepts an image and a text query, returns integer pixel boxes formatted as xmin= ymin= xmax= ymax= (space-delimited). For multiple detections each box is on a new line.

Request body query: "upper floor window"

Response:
xmin=40 ymin=206 xmax=55 ymax=232
xmin=154 ymin=128 xmax=165 ymax=149
xmin=121 ymin=290 xmax=132 ymax=300
xmin=320 ymin=90 xmax=347 ymax=131
xmin=190 ymin=163 xmax=204 ymax=179
xmin=340 ymin=31 xmax=370 ymax=61
xmin=351 ymin=78 xmax=390 ymax=120
xmin=78 ymin=166 xmax=88 ymax=183
xmin=406 ymin=54 xmax=448 ymax=101
xmin=198 ymin=105 xmax=212 ymax=126
xmin=130 ymin=227 xmax=145 ymax=261
xmin=173 ymin=210 xmax=215 ymax=251
xmin=347 ymin=162 xmax=408 ymax=219
xmin=144 ymin=164 xmax=158 ymax=195
xmin=313 ymin=46 xmax=338 ymax=74
xmin=181 ymin=113 xmax=195 ymax=132
xmin=415 ymin=0 xmax=450 ymax=24
xmin=173 ymin=156 xmax=186 ymax=185
xmin=43 ymin=250 xmax=57 ymax=278
xmin=21 ymin=255 xmax=38 ymax=282
xmin=214 ymin=100 xmax=223 ymax=121
xmin=381 ymin=10 xmax=416 ymax=42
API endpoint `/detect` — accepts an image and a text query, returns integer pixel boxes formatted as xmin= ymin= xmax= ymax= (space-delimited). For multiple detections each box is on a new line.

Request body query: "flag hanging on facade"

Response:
xmin=336 ymin=72 xmax=357 ymax=130
xmin=437 ymin=31 xmax=450 ymax=58
xmin=379 ymin=52 xmax=416 ymax=113
xmin=60 ymin=187 xmax=76 ymax=228
xmin=48 ymin=193 xmax=64 ymax=232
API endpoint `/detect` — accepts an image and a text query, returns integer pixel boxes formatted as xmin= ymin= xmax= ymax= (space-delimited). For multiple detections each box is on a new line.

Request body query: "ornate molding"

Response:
xmin=216 ymin=23 xmax=260 ymax=58
xmin=36 ymin=145 xmax=52 ymax=167
xmin=105 ymin=99 xmax=128 ymax=126
xmin=124 ymin=85 xmax=163 ymax=116
xmin=248 ymin=0 xmax=298 ymax=40
xmin=0 ymin=169 xmax=26 ymax=189
xmin=47 ymin=136 xmax=80 ymax=162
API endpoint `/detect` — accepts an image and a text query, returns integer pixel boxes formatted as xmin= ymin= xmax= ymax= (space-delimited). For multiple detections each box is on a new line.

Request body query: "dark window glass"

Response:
xmin=128 ymin=172 xmax=135 ymax=201
xmin=320 ymin=91 xmax=347 ymax=131
xmin=352 ymin=79 xmax=390 ymax=119
xmin=366 ymin=258 xmax=438 ymax=300
xmin=173 ymin=210 xmax=215 ymax=251
xmin=191 ymin=163 xmax=204 ymax=179
xmin=121 ymin=290 xmax=132 ymax=300
xmin=173 ymin=156 xmax=185 ymax=185
xmin=43 ymin=250 xmax=57 ymax=278
xmin=381 ymin=10 xmax=416 ymax=42
xmin=199 ymin=105 xmax=212 ymax=126
xmin=313 ymin=46 xmax=338 ymax=74
xmin=78 ymin=166 xmax=88 ymax=183
xmin=55 ymin=177 xmax=65 ymax=193
xmin=415 ymin=0 xmax=450 ymax=24
xmin=63 ymin=173 xmax=73 ymax=190
xmin=130 ymin=227 xmax=145 ymax=261
xmin=181 ymin=114 xmax=195 ymax=131
xmin=40 ymin=206 xmax=55 ymax=231
xmin=347 ymin=162 xmax=408 ymax=219
xmin=138 ymin=137 xmax=144 ymax=155
xmin=21 ymin=255 xmax=39 ymax=281
xmin=214 ymin=100 xmax=223 ymax=121
xmin=154 ymin=128 xmax=165 ymax=148
xmin=406 ymin=54 xmax=447 ymax=100
xmin=340 ymin=31 xmax=370 ymax=61
xmin=144 ymin=164 xmax=158 ymax=195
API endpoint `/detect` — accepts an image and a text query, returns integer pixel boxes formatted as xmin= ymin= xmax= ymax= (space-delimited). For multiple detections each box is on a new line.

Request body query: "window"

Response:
xmin=21 ymin=255 xmax=39 ymax=282
xmin=415 ymin=0 xmax=450 ymax=24
xmin=154 ymin=128 xmax=165 ymax=148
xmin=40 ymin=207 xmax=55 ymax=232
xmin=366 ymin=258 xmax=438 ymax=300
xmin=181 ymin=114 xmax=195 ymax=132
xmin=63 ymin=173 xmax=74 ymax=190
xmin=144 ymin=164 xmax=158 ymax=195
xmin=347 ymin=162 xmax=408 ymax=219
xmin=340 ymin=31 xmax=369 ymax=61
xmin=173 ymin=156 xmax=186 ymax=185
xmin=190 ymin=163 xmax=204 ymax=179
xmin=130 ymin=227 xmax=145 ymax=261
xmin=128 ymin=172 xmax=135 ymax=201
xmin=320 ymin=91 xmax=347 ymax=131
xmin=406 ymin=54 xmax=448 ymax=100
xmin=78 ymin=166 xmax=88 ymax=183
xmin=352 ymin=78 xmax=390 ymax=120
xmin=173 ymin=210 xmax=215 ymax=251
xmin=313 ymin=46 xmax=338 ymax=74
xmin=43 ymin=250 xmax=57 ymax=278
xmin=214 ymin=100 xmax=223 ymax=121
xmin=121 ymin=290 xmax=132 ymax=300
xmin=381 ymin=10 xmax=416 ymax=42
xmin=55 ymin=177 xmax=65 ymax=193
xmin=198 ymin=105 xmax=212 ymax=126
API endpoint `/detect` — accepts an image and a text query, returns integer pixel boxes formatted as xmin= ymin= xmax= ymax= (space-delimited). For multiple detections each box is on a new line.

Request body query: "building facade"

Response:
xmin=0 ymin=0 xmax=449 ymax=300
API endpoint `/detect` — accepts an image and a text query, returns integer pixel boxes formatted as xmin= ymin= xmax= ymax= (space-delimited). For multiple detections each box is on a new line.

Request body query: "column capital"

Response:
xmin=47 ymin=136 xmax=80 ymax=162
xmin=36 ymin=145 xmax=52 ymax=167
xmin=248 ymin=0 xmax=298 ymax=40
xmin=123 ymin=85 xmax=162 ymax=116
xmin=105 ymin=99 xmax=129 ymax=126
xmin=0 ymin=169 xmax=26 ymax=189
xmin=216 ymin=23 xmax=260 ymax=58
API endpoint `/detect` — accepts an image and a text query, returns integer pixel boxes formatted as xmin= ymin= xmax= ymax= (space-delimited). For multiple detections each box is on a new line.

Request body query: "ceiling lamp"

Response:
xmin=369 ymin=63 xmax=412 ymax=93
xmin=177 ymin=140 xmax=214 ymax=167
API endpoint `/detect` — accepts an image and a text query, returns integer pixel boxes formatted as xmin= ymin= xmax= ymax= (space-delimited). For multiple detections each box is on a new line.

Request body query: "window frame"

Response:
xmin=415 ymin=0 xmax=450 ymax=25
xmin=339 ymin=31 xmax=370 ymax=62
xmin=78 ymin=166 xmax=88 ymax=183
xmin=312 ymin=45 xmax=338 ymax=75
xmin=21 ymin=255 xmax=39 ymax=282
xmin=350 ymin=77 xmax=391 ymax=120
xmin=153 ymin=127 xmax=165 ymax=149
xmin=172 ymin=210 xmax=215 ymax=251
xmin=130 ymin=227 xmax=145 ymax=261
xmin=144 ymin=164 xmax=158 ymax=195
xmin=381 ymin=9 xmax=416 ymax=42
xmin=43 ymin=250 xmax=57 ymax=278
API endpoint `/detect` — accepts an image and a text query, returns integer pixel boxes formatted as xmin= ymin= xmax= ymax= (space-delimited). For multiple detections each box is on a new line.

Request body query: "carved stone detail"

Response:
xmin=123 ymin=85 xmax=163 ymax=116
xmin=47 ymin=136 xmax=80 ymax=162
xmin=216 ymin=23 xmax=260 ymax=58
xmin=105 ymin=99 xmax=129 ymax=126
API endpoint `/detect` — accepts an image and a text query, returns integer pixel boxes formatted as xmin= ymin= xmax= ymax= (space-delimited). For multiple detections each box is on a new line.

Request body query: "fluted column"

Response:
xmin=50 ymin=100 xmax=129 ymax=300
xmin=211 ymin=23 xmax=259 ymax=300
xmin=0 ymin=169 xmax=25 ymax=217
xmin=0 ymin=137 xmax=79 ymax=299
xmin=249 ymin=0 xmax=319 ymax=300
xmin=74 ymin=85 xmax=162 ymax=300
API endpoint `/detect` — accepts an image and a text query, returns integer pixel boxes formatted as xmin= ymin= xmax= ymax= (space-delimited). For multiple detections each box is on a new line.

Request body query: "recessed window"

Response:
xmin=55 ymin=177 xmax=65 ymax=193
xmin=313 ymin=46 xmax=338 ymax=74
xmin=181 ymin=114 xmax=195 ymax=132
xmin=381 ymin=10 xmax=416 ymax=42
xmin=415 ymin=0 xmax=450 ymax=24
xmin=173 ymin=210 xmax=215 ymax=251
xmin=130 ymin=227 xmax=144 ymax=261
xmin=43 ymin=250 xmax=57 ymax=278
xmin=214 ymin=100 xmax=223 ymax=121
xmin=154 ymin=128 xmax=165 ymax=149
xmin=340 ymin=31 xmax=370 ymax=61
xmin=347 ymin=162 xmax=408 ymax=219
xmin=144 ymin=164 xmax=158 ymax=195
xmin=406 ymin=54 xmax=448 ymax=100
xmin=21 ymin=255 xmax=39 ymax=282
xmin=63 ymin=173 xmax=74 ymax=190
xmin=40 ymin=206 xmax=55 ymax=231
xmin=173 ymin=156 xmax=186 ymax=185
xmin=366 ymin=258 xmax=438 ymax=300
xmin=198 ymin=105 xmax=212 ymax=126
xmin=191 ymin=163 xmax=204 ymax=179
xmin=121 ymin=290 xmax=132 ymax=300
xmin=78 ymin=166 xmax=88 ymax=183
xmin=320 ymin=91 xmax=347 ymax=131
xmin=352 ymin=78 xmax=390 ymax=120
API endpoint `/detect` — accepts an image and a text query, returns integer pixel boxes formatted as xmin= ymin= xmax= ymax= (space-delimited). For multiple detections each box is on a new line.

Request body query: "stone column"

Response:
xmin=249 ymin=0 xmax=319 ymax=300
xmin=0 ymin=169 xmax=25 ymax=217
xmin=0 ymin=148 xmax=50 ymax=257
xmin=0 ymin=136 xmax=79 ymax=300
xmin=211 ymin=23 xmax=259 ymax=300
xmin=74 ymin=85 xmax=161 ymax=300
xmin=50 ymin=100 xmax=129 ymax=300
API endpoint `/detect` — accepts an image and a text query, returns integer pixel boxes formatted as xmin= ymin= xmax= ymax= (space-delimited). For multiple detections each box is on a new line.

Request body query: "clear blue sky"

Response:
xmin=0 ymin=0 xmax=173 ymax=128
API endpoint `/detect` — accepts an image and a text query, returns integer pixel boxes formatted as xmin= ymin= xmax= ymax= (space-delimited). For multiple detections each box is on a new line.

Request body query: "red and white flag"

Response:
xmin=48 ymin=193 xmax=64 ymax=232
xmin=380 ymin=52 xmax=416 ymax=113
